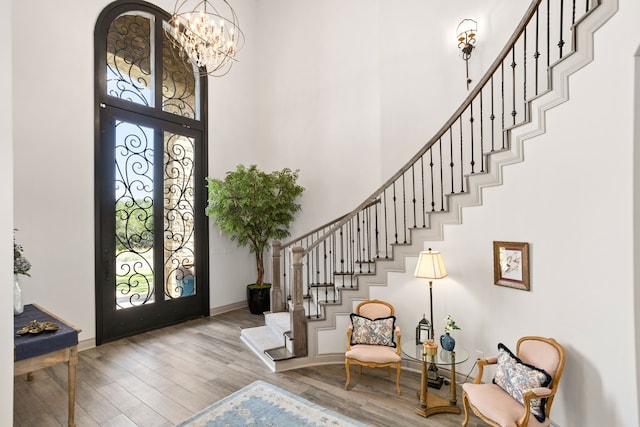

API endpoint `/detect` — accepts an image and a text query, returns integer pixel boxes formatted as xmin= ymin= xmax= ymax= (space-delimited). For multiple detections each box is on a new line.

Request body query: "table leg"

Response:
xmin=449 ymin=351 xmax=457 ymax=405
xmin=419 ymin=357 xmax=427 ymax=408
xmin=68 ymin=346 xmax=78 ymax=427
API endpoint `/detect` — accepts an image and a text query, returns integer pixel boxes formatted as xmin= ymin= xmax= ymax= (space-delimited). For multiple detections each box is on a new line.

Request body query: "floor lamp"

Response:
xmin=414 ymin=248 xmax=448 ymax=388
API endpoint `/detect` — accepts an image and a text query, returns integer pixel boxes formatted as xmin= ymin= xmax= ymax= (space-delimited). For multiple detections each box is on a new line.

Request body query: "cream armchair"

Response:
xmin=345 ymin=299 xmax=402 ymax=395
xmin=462 ymin=336 xmax=566 ymax=427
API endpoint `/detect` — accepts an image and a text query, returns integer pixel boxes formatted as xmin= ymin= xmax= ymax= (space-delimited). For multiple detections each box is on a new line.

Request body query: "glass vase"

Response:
xmin=14 ymin=274 xmax=24 ymax=315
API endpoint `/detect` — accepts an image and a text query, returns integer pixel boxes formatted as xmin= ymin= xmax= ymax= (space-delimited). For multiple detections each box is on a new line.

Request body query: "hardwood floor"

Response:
xmin=14 ymin=308 xmax=487 ymax=426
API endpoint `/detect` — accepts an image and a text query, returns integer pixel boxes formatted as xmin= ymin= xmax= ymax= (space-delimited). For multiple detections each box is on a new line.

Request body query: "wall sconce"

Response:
xmin=457 ymin=19 xmax=478 ymax=90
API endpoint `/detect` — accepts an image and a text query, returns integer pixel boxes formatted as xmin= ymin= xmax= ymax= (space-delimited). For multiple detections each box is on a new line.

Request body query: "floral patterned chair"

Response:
xmin=345 ymin=299 xmax=402 ymax=395
xmin=462 ymin=336 xmax=566 ymax=427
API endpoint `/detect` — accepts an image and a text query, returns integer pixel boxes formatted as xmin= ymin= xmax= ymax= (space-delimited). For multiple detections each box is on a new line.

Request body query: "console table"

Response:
xmin=14 ymin=304 xmax=81 ymax=427
xmin=403 ymin=344 xmax=469 ymax=417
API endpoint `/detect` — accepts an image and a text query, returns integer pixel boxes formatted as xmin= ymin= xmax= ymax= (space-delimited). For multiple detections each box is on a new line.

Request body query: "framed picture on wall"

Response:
xmin=493 ymin=241 xmax=530 ymax=291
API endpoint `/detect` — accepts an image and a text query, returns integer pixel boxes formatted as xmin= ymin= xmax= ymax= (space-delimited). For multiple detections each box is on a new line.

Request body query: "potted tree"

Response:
xmin=205 ymin=164 xmax=304 ymax=314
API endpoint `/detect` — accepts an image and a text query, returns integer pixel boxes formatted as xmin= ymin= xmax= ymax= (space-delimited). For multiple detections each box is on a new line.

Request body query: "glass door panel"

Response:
xmin=114 ymin=121 xmax=155 ymax=309
xmin=163 ymin=132 xmax=196 ymax=299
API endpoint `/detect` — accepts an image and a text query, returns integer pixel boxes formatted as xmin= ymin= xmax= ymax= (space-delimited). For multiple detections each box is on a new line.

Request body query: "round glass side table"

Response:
xmin=402 ymin=344 xmax=469 ymax=418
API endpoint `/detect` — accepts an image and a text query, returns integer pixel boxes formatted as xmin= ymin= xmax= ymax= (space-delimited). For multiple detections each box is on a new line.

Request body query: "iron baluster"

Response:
xmin=420 ymin=156 xmax=426 ymax=227
xmin=547 ymin=0 xmax=551 ymax=68
xmin=366 ymin=209 xmax=372 ymax=271
xmin=490 ymin=76 xmax=496 ymax=151
xmin=383 ymin=189 xmax=389 ymax=258
xmin=480 ymin=91 xmax=485 ymax=172
xmin=355 ymin=212 xmax=361 ymax=271
xmin=449 ymin=128 xmax=455 ymax=193
xmin=360 ymin=211 xmax=366 ymax=267
xmin=322 ymin=240 xmax=327 ymax=285
xmin=511 ymin=45 xmax=517 ymax=126
xmin=323 ymin=241 xmax=330 ymax=305
xmin=429 ymin=148 xmax=435 ymax=212
xmin=534 ymin=6 xmax=540 ymax=96
xmin=339 ymin=227 xmax=344 ymax=273
xmin=374 ymin=203 xmax=380 ymax=259
xmin=523 ymin=27 xmax=528 ymax=122
xmin=501 ymin=61 xmax=506 ymax=149
xmin=350 ymin=219 xmax=355 ymax=275
xmin=314 ymin=243 xmax=320 ymax=298
xmin=558 ymin=0 xmax=565 ymax=58
xmin=438 ymin=138 xmax=445 ymax=211
xmin=401 ymin=174 xmax=407 ymax=243
xmin=459 ymin=120 xmax=465 ymax=193
xmin=470 ymin=102 xmax=476 ymax=174
xmin=392 ymin=182 xmax=398 ymax=244
xmin=411 ymin=164 xmax=417 ymax=228
xmin=331 ymin=233 xmax=336 ymax=289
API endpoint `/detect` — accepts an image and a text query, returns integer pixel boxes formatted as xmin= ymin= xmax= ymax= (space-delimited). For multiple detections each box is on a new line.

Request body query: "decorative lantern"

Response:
xmin=416 ymin=314 xmax=432 ymax=345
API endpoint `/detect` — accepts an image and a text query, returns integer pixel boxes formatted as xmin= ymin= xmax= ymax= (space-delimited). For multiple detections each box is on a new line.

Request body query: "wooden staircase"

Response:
xmin=240 ymin=0 xmax=618 ymax=371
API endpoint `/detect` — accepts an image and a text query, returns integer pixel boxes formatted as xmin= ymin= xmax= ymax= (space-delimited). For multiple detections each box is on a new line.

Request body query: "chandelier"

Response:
xmin=168 ymin=0 xmax=244 ymax=77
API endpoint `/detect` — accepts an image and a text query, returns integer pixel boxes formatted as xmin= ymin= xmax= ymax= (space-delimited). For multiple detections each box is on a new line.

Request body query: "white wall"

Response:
xmin=203 ymin=0 xmax=262 ymax=306
xmin=370 ymin=1 xmax=640 ymax=425
xmin=250 ymin=0 xmax=524 ymax=231
xmin=2 ymin=1 xmax=13 ymax=424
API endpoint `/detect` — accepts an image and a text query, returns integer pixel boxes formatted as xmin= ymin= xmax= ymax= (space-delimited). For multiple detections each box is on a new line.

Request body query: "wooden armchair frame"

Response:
xmin=462 ymin=336 xmax=566 ymax=427
xmin=345 ymin=299 xmax=402 ymax=395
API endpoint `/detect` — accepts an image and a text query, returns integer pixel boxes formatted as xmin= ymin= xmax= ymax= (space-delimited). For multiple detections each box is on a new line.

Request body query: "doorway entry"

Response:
xmin=94 ymin=2 xmax=209 ymax=344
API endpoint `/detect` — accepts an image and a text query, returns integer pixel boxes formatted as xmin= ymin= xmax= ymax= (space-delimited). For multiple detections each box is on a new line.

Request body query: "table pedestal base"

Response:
xmin=415 ymin=392 xmax=460 ymax=417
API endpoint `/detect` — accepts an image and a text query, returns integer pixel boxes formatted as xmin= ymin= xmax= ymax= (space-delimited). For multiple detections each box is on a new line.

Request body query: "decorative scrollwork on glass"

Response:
xmin=114 ymin=121 xmax=155 ymax=309
xmin=106 ymin=13 xmax=154 ymax=106
xmin=162 ymin=23 xmax=198 ymax=120
xmin=163 ymin=132 xmax=196 ymax=299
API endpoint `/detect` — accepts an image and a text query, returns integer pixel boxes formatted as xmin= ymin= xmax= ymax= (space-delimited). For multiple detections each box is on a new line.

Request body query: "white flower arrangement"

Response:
xmin=14 ymin=230 xmax=31 ymax=277
xmin=444 ymin=315 xmax=461 ymax=333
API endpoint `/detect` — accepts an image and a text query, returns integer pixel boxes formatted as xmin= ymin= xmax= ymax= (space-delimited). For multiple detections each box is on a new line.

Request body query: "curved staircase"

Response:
xmin=241 ymin=0 xmax=618 ymax=372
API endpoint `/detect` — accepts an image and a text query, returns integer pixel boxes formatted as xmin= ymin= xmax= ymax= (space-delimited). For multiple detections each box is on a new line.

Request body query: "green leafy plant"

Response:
xmin=205 ymin=164 xmax=304 ymax=286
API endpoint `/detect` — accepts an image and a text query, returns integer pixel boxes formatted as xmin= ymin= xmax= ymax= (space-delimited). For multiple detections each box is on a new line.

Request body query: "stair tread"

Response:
xmin=264 ymin=311 xmax=290 ymax=334
xmin=240 ymin=325 xmax=284 ymax=352
xmin=265 ymin=346 xmax=295 ymax=361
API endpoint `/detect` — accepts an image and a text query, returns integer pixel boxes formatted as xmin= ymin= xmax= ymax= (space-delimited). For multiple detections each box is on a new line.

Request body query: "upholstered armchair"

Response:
xmin=462 ymin=336 xmax=566 ymax=427
xmin=345 ymin=299 xmax=402 ymax=395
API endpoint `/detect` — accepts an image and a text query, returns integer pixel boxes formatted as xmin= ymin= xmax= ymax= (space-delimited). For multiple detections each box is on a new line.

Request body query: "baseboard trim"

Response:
xmin=78 ymin=338 xmax=96 ymax=352
xmin=210 ymin=301 xmax=246 ymax=316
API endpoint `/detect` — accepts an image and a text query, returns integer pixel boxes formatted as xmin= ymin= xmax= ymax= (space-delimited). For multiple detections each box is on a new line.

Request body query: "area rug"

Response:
xmin=176 ymin=380 xmax=368 ymax=427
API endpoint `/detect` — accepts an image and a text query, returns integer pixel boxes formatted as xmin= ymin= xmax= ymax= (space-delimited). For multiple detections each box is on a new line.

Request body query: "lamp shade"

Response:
xmin=414 ymin=250 xmax=447 ymax=279
xmin=456 ymin=19 xmax=478 ymax=41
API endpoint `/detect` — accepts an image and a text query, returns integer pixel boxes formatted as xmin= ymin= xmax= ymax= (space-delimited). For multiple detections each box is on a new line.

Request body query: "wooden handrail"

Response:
xmin=279 ymin=198 xmax=380 ymax=250
xmin=273 ymin=0 xmax=599 ymax=357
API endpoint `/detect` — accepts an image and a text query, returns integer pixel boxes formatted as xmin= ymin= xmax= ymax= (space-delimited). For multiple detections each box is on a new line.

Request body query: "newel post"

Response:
xmin=270 ymin=241 xmax=284 ymax=312
xmin=291 ymin=245 xmax=307 ymax=357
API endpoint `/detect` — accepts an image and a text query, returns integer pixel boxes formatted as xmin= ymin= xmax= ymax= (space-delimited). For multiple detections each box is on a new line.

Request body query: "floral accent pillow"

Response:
xmin=349 ymin=314 xmax=397 ymax=348
xmin=493 ymin=343 xmax=552 ymax=423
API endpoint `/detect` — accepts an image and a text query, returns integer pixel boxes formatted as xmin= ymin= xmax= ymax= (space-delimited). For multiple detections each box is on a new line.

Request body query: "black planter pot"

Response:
xmin=247 ymin=284 xmax=271 ymax=315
